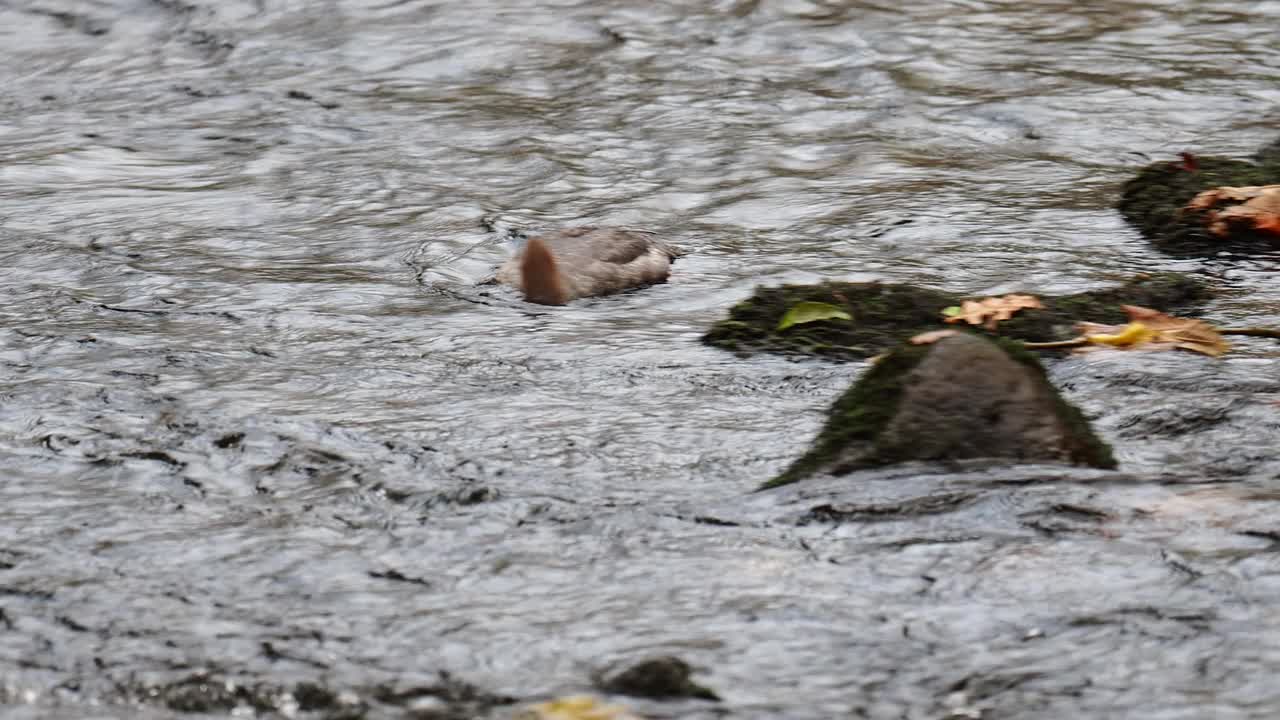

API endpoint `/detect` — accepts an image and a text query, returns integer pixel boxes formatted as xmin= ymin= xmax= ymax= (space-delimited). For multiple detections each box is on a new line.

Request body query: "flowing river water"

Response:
xmin=2 ymin=1 xmax=1279 ymax=718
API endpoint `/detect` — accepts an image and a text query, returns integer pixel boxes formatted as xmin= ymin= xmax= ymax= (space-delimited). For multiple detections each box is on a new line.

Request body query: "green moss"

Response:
xmin=1255 ymin=136 xmax=1280 ymax=171
xmin=1117 ymin=141 xmax=1280 ymax=254
xmin=704 ymin=274 xmax=1210 ymax=362
xmin=703 ymin=282 xmax=954 ymax=363
xmin=761 ymin=342 xmax=932 ymax=489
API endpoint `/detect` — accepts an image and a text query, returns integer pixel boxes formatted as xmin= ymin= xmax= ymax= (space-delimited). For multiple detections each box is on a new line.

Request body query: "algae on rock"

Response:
xmin=703 ymin=273 xmax=1209 ymax=362
xmin=765 ymin=334 xmax=1115 ymax=489
xmin=1117 ymin=137 xmax=1280 ymax=254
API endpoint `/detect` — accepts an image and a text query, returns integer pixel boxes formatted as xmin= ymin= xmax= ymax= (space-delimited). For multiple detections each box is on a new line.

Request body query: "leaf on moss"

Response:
xmin=1075 ymin=305 xmax=1229 ymax=357
xmin=910 ymin=329 xmax=962 ymax=345
xmin=1082 ymin=322 xmax=1157 ymax=347
xmin=943 ymin=294 xmax=1042 ymax=331
xmin=777 ymin=301 xmax=852 ymax=331
xmin=1185 ymin=184 xmax=1280 ymax=239
xmin=515 ymin=695 xmax=644 ymax=720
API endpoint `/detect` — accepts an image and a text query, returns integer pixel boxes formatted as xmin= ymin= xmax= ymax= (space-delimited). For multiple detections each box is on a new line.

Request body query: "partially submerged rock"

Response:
xmin=595 ymin=656 xmax=720 ymax=701
xmin=765 ymin=334 xmax=1115 ymax=489
xmin=131 ymin=670 xmax=517 ymax=719
xmin=702 ymin=273 xmax=1209 ymax=362
xmin=1117 ymin=137 xmax=1280 ymax=254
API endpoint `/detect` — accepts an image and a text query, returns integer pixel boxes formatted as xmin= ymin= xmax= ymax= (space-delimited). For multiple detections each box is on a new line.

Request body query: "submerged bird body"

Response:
xmin=494 ymin=226 xmax=678 ymax=305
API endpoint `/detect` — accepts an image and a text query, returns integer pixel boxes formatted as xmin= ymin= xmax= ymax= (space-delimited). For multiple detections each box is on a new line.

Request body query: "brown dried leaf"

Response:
xmin=1073 ymin=306 xmax=1229 ymax=357
xmin=943 ymin=294 xmax=1043 ymax=331
xmin=1075 ymin=321 xmax=1119 ymax=337
xmin=910 ymin=329 xmax=962 ymax=345
xmin=1121 ymin=305 xmax=1230 ymax=357
xmin=1185 ymin=184 xmax=1280 ymax=239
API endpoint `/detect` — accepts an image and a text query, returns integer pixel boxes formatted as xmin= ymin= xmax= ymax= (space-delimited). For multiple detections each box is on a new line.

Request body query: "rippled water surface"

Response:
xmin=2 ymin=0 xmax=1279 ymax=718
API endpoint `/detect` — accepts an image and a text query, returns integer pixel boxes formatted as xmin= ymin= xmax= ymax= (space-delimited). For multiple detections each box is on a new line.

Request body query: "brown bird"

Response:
xmin=494 ymin=226 xmax=680 ymax=305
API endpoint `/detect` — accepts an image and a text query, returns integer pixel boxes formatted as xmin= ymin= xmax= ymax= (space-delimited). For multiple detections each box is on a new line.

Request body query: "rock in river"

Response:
xmin=766 ymin=333 xmax=1115 ymax=488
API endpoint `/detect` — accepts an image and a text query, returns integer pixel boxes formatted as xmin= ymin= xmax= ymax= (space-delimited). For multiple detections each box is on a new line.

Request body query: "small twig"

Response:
xmin=1020 ymin=327 xmax=1280 ymax=350
xmin=1021 ymin=338 xmax=1090 ymax=350
xmin=1220 ymin=328 xmax=1280 ymax=340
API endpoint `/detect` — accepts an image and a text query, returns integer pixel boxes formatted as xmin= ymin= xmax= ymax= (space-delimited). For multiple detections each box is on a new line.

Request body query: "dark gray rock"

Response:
xmin=766 ymin=333 xmax=1115 ymax=488
xmin=595 ymin=655 xmax=719 ymax=701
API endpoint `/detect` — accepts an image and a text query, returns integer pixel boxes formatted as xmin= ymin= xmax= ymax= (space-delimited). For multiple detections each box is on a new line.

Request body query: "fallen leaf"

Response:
xmin=943 ymin=294 xmax=1042 ymax=331
xmin=1083 ymin=322 xmax=1156 ymax=347
xmin=1122 ymin=305 xmax=1232 ymax=356
xmin=910 ymin=329 xmax=962 ymax=345
xmin=1074 ymin=305 xmax=1230 ymax=357
xmin=1185 ymin=184 xmax=1280 ymax=239
xmin=777 ymin=301 xmax=852 ymax=331
xmin=515 ymin=695 xmax=643 ymax=720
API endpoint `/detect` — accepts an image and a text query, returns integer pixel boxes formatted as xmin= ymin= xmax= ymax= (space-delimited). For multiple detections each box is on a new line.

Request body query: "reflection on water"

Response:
xmin=1 ymin=0 xmax=1279 ymax=717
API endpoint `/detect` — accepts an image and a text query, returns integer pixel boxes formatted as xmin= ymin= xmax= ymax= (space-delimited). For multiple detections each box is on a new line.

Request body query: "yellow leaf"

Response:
xmin=1074 ymin=306 xmax=1230 ymax=357
xmin=1085 ymin=322 xmax=1156 ymax=347
xmin=515 ymin=695 xmax=644 ymax=720
xmin=943 ymin=294 xmax=1042 ymax=331
xmin=777 ymin=301 xmax=852 ymax=331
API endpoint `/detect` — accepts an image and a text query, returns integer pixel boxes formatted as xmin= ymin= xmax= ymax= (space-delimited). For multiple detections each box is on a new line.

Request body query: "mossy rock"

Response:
xmin=1257 ymin=136 xmax=1280 ymax=171
xmin=595 ymin=656 xmax=720 ymax=701
xmin=702 ymin=273 xmax=1210 ymax=362
xmin=765 ymin=334 xmax=1115 ymax=489
xmin=1117 ymin=137 xmax=1280 ymax=255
